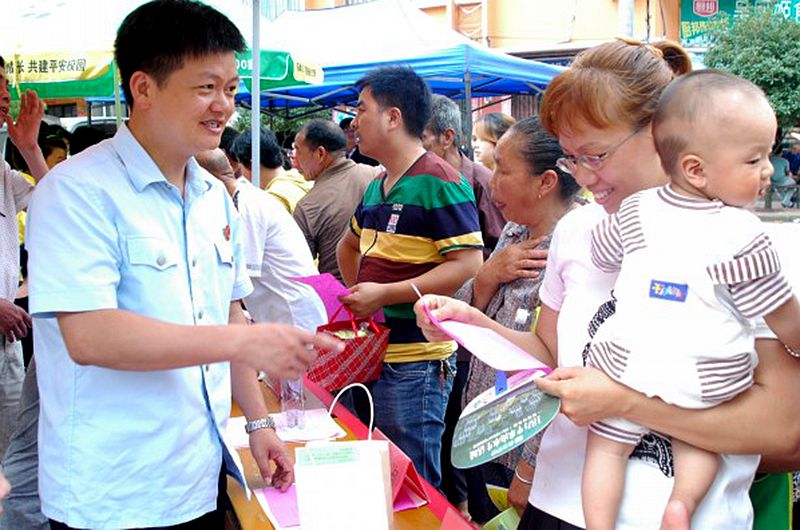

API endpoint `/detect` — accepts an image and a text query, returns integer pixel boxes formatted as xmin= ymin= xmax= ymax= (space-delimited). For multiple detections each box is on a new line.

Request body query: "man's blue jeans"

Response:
xmin=370 ymin=354 xmax=456 ymax=489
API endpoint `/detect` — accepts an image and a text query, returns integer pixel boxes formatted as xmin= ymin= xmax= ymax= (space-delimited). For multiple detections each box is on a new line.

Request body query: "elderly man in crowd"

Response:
xmin=195 ymin=148 xmax=326 ymax=332
xmin=422 ymin=94 xmax=505 ymax=256
xmin=292 ymin=119 xmax=379 ymax=282
xmin=420 ymin=94 xmax=509 ymax=509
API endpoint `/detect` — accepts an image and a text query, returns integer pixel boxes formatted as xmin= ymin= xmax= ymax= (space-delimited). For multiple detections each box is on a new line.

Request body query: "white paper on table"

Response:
xmin=226 ymin=409 xmax=346 ymax=448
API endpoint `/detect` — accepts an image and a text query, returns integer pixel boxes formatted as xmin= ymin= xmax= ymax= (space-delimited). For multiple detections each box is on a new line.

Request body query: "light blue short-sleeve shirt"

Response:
xmin=27 ymin=124 xmax=252 ymax=529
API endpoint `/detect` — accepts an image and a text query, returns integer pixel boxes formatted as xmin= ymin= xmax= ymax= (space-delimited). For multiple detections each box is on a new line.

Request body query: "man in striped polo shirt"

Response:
xmin=337 ymin=66 xmax=483 ymax=488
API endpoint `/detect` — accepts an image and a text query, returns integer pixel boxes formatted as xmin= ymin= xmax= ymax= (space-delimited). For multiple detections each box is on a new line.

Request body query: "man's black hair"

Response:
xmin=38 ymin=125 xmax=70 ymax=159
xmin=230 ymin=127 xmax=284 ymax=170
xmin=70 ymin=126 xmax=111 ymax=155
xmin=339 ymin=117 xmax=353 ymax=130
xmin=114 ymin=0 xmax=246 ymax=107
xmin=0 ymin=56 xmax=5 ymax=69
xmin=300 ymin=119 xmax=347 ymax=153
xmin=220 ymin=126 xmax=240 ymax=157
xmin=355 ymin=66 xmax=431 ymax=139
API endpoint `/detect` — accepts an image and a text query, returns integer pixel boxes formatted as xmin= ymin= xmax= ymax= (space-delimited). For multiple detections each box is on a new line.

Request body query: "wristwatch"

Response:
xmin=244 ymin=416 xmax=276 ymax=434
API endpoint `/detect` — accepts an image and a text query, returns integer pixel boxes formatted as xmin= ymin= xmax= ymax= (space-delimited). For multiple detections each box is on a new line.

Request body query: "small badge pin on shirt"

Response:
xmin=223 ymin=225 xmax=231 ymax=241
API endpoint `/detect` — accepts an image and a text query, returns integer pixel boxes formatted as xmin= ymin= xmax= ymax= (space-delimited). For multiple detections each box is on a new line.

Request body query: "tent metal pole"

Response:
xmin=618 ymin=0 xmax=635 ymax=37
xmin=311 ymin=85 xmax=358 ymax=103
xmin=461 ymin=71 xmax=473 ymax=158
xmin=262 ymin=92 xmax=314 ymax=104
xmin=251 ymin=0 xmax=261 ymax=188
xmin=523 ymin=81 xmax=544 ymax=94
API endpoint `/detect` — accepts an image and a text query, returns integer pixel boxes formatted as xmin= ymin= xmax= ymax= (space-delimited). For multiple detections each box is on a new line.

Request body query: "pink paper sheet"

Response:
xmin=422 ymin=305 xmax=551 ymax=373
xmin=393 ymin=487 xmax=423 ymax=512
xmin=255 ymin=485 xmax=300 ymax=528
xmin=292 ymin=273 xmax=384 ymax=323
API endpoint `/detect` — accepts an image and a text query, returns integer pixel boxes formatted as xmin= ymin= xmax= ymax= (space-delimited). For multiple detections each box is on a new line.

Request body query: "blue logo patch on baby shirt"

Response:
xmin=649 ymin=280 xmax=688 ymax=302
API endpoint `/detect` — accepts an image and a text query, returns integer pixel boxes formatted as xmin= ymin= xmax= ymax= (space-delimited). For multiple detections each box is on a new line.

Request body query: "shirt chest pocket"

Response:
xmin=214 ymin=239 xmax=234 ymax=267
xmin=127 ymin=237 xmax=179 ymax=271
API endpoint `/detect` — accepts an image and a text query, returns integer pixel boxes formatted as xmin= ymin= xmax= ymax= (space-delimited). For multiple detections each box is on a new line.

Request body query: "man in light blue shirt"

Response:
xmin=24 ymin=2 xmax=341 ymax=529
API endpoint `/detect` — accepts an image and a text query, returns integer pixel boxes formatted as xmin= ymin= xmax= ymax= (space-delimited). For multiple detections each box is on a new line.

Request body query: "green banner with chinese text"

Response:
xmin=681 ymin=0 xmax=800 ymax=46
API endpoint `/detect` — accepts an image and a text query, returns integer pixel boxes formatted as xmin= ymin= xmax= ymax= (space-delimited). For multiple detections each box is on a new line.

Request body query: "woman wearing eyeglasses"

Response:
xmin=416 ymin=39 xmax=800 ymax=530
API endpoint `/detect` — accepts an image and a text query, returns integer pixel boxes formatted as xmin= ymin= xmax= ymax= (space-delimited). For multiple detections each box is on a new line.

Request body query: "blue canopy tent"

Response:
xmin=245 ymin=42 xmax=564 ymax=112
xmin=236 ymin=0 xmax=565 ymax=136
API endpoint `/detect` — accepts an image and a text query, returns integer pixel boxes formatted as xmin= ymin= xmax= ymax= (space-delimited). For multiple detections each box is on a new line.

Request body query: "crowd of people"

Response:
xmin=0 ymin=1 xmax=799 ymax=530
xmin=772 ymin=134 xmax=800 ymax=208
xmin=416 ymin=39 xmax=800 ymax=530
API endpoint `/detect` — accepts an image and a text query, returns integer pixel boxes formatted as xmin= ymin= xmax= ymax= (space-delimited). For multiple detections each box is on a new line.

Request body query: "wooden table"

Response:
xmin=226 ymin=378 xmax=456 ymax=529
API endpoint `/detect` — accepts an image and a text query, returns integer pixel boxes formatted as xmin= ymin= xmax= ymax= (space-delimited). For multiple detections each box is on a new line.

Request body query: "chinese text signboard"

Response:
xmin=6 ymin=51 xmax=112 ymax=84
xmin=681 ymin=0 xmax=800 ymax=47
xmin=773 ymin=0 xmax=800 ymax=21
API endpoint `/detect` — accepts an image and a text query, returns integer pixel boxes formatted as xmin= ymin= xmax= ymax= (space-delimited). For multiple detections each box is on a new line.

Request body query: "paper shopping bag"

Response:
xmin=295 ymin=440 xmax=393 ymax=530
xmin=309 ymin=304 xmax=389 ymax=391
xmin=371 ymin=428 xmax=430 ymax=511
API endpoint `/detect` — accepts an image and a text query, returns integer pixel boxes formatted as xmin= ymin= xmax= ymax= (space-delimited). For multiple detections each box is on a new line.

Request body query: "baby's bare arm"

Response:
xmin=763 ymin=296 xmax=800 ymax=354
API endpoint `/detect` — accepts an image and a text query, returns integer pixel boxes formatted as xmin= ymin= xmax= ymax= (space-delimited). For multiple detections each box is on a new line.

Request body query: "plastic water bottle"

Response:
xmin=280 ymin=378 xmax=306 ymax=429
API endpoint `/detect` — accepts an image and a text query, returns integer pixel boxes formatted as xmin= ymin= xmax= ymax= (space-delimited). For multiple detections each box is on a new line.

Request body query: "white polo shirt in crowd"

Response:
xmin=27 ymin=124 xmax=252 ymax=529
xmin=0 ymin=161 xmax=33 ymax=302
xmin=233 ymin=178 xmax=326 ymax=331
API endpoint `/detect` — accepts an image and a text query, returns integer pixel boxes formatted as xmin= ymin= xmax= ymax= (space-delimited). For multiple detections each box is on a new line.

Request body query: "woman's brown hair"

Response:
xmin=540 ymin=39 xmax=692 ymax=138
xmin=474 ymin=112 xmax=517 ymax=144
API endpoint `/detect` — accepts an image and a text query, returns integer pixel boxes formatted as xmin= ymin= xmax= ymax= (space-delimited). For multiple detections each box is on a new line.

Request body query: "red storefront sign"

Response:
xmin=693 ymin=0 xmax=719 ymax=17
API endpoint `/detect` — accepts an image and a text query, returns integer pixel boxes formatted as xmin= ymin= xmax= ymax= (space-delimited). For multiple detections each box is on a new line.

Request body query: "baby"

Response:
xmin=582 ymin=69 xmax=800 ymax=530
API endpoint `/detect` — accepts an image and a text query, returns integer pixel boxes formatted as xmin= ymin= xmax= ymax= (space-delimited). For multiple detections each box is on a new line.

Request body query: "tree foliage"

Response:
xmin=705 ymin=2 xmax=800 ymax=129
xmin=232 ymin=107 xmax=332 ymax=146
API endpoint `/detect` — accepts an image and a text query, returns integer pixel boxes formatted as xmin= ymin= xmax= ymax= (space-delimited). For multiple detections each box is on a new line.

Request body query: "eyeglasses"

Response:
xmin=556 ymin=127 xmax=643 ymax=175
